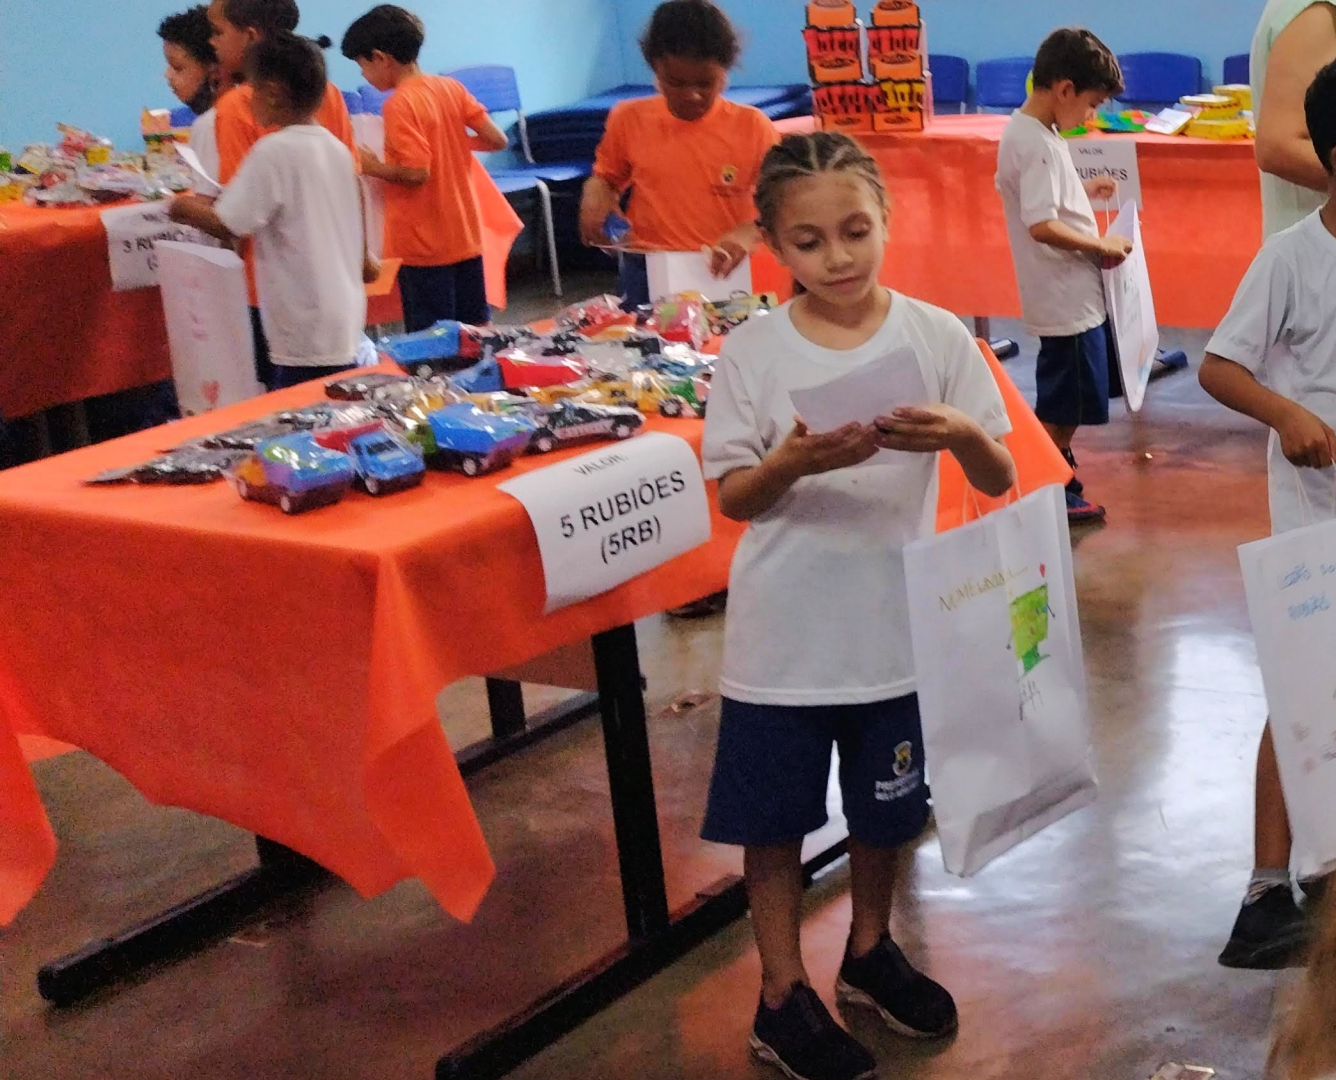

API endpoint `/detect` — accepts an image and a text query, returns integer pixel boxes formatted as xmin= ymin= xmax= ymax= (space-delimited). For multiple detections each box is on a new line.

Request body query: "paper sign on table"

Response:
xmin=1069 ymin=139 xmax=1142 ymax=212
xmin=499 ymin=432 xmax=711 ymax=614
xmin=1102 ymin=200 xmax=1159 ymax=413
xmin=156 ymin=240 xmax=262 ymax=414
xmin=788 ymin=347 xmax=930 ymax=463
xmin=101 ymin=202 xmax=206 ymax=291
xmin=646 ymin=251 xmax=752 ymax=303
xmin=175 ymin=144 xmax=221 ymax=196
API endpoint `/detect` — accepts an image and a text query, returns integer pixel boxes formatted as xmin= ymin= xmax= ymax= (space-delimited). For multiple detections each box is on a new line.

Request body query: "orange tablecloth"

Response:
xmin=756 ymin=115 xmax=1262 ymax=330
xmin=0 ymin=345 xmax=1065 ymax=926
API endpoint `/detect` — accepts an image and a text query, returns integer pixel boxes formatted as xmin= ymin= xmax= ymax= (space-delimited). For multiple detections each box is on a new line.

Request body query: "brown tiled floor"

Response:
xmin=2 ymin=320 xmax=1292 ymax=1079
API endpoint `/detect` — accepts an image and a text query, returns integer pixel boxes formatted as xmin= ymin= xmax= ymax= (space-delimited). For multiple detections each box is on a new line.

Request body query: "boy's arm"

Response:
xmin=358 ymin=147 xmax=428 ymax=186
xmin=1030 ymin=220 xmax=1133 ymax=265
xmin=1256 ymin=4 xmax=1336 ymax=193
xmin=168 ymin=194 xmax=240 ymax=245
xmin=580 ymin=175 xmax=623 ymax=245
xmin=467 ymin=115 xmax=510 ymax=153
xmin=1200 ymin=354 xmax=1336 ymax=468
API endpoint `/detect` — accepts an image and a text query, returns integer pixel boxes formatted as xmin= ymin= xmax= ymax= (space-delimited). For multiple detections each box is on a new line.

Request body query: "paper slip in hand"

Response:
xmin=176 ymin=144 xmax=221 ymax=195
xmin=789 ymin=347 xmax=930 ymax=463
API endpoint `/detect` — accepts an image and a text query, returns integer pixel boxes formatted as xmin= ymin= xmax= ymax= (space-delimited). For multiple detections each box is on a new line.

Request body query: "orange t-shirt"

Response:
xmin=593 ymin=96 xmax=779 ymax=252
xmin=381 ymin=75 xmax=489 ymax=267
xmin=215 ymin=82 xmax=359 ymax=304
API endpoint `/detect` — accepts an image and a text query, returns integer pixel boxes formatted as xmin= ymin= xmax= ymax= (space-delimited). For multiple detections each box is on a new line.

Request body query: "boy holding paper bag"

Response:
xmin=1199 ymin=60 xmax=1336 ymax=970
xmin=995 ymin=28 xmax=1130 ymax=525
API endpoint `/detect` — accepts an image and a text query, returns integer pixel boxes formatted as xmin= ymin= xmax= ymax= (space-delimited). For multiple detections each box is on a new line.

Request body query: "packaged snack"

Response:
xmin=86 ymin=447 xmax=249 ymax=485
xmin=648 ymin=294 xmax=709 ymax=350
xmin=556 ymin=294 xmax=636 ymax=336
xmin=1179 ymin=94 xmax=1240 ymax=121
xmin=1213 ymin=84 xmax=1253 ymax=112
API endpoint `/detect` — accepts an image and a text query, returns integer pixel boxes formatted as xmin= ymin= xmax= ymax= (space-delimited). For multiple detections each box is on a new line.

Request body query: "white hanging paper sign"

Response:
xmin=101 ymin=202 xmax=204 ymax=291
xmin=499 ymin=432 xmax=712 ymax=613
xmin=156 ymin=240 xmax=262 ymax=414
xmin=1102 ymin=200 xmax=1159 ymax=413
xmin=176 ymin=144 xmax=221 ymax=196
xmin=351 ymin=112 xmax=387 ymax=259
xmin=1069 ymin=139 xmax=1142 ymax=212
xmin=646 ymin=251 xmax=752 ymax=303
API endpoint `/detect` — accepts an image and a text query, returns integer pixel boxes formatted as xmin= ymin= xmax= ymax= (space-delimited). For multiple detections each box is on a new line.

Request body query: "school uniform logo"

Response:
xmin=720 ymin=164 xmax=739 ymax=186
xmin=892 ymin=741 xmax=914 ymax=778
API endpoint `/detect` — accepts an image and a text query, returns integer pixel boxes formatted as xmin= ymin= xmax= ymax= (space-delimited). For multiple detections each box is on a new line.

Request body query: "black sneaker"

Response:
xmin=1218 ymin=884 xmax=1309 ymax=969
xmin=1061 ymin=448 xmax=1084 ymax=498
xmin=750 ymin=983 xmax=877 ymax=1080
xmin=836 ymin=934 xmax=958 ymax=1039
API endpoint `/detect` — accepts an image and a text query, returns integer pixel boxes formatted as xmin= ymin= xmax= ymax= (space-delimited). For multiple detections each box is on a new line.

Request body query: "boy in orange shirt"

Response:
xmin=579 ymin=0 xmax=779 ymax=308
xmin=208 ymin=0 xmax=358 ymax=387
xmin=342 ymin=5 xmax=509 ymax=331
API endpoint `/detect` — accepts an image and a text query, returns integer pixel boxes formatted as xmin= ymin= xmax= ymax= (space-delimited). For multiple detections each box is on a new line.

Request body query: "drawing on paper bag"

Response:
xmin=1009 ymin=583 xmax=1052 ymax=675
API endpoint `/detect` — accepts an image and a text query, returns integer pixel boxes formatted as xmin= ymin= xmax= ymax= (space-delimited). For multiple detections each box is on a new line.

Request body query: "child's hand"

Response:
xmin=362 ymin=254 xmax=382 ymax=285
xmin=167 ymin=194 xmax=209 ymax=225
xmin=706 ymin=239 xmax=748 ymax=278
xmin=1084 ymin=177 xmax=1118 ymax=202
xmin=357 ymin=145 xmax=382 ymax=172
xmin=771 ymin=420 xmax=879 ymax=480
xmin=1098 ymin=235 xmax=1134 ymax=268
xmin=1277 ymin=403 xmax=1336 ymax=468
xmin=873 ymin=405 xmax=977 ymax=455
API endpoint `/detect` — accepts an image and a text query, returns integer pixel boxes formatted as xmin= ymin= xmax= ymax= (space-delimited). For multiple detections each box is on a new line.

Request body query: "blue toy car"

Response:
xmin=379 ymin=320 xmax=529 ymax=378
xmin=406 ymin=402 xmax=535 ymax=477
xmin=232 ymin=432 xmax=355 ymax=514
xmin=347 ymin=430 xmax=426 ymax=495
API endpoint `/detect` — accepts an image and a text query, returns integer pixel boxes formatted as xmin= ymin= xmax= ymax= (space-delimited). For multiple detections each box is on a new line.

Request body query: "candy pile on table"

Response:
xmin=85 ymin=291 xmax=774 ymax=514
xmin=1142 ymin=84 xmax=1255 ymax=139
xmin=2 ymin=121 xmax=192 ymax=208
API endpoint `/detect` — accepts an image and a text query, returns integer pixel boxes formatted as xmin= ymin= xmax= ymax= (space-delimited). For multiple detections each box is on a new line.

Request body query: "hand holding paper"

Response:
xmin=873 ymin=404 xmax=972 ymax=454
xmin=788 ymin=348 xmax=929 ymax=464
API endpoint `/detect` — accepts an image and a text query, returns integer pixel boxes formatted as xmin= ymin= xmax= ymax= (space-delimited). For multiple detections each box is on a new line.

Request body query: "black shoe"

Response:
xmin=1061 ymin=448 xmax=1084 ymax=498
xmin=836 ymin=934 xmax=958 ymax=1039
xmin=750 ymin=983 xmax=877 ymax=1080
xmin=1218 ymin=885 xmax=1309 ymax=969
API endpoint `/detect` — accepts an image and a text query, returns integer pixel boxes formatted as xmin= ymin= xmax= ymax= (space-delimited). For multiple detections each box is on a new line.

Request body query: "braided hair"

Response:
xmin=754 ymin=132 xmax=888 ymax=239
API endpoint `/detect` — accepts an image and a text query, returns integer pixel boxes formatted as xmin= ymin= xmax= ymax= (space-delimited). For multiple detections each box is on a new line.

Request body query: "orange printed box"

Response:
xmin=872 ymin=107 xmax=924 ymax=133
xmin=870 ymin=0 xmax=920 ymax=28
xmin=870 ymin=50 xmax=924 ymax=81
xmin=803 ymin=25 xmax=865 ymax=83
xmin=866 ymin=23 xmax=923 ymax=58
xmin=807 ymin=0 xmax=857 ymax=27
xmin=878 ymin=77 xmax=927 ymax=111
xmin=813 ymin=82 xmax=877 ymax=119
xmin=822 ymin=112 xmax=876 ymax=134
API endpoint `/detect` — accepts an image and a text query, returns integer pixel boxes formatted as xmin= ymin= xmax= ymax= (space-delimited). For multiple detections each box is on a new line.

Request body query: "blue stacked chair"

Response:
xmin=930 ymin=55 xmax=970 ymax=113
xmin=1117 ymin=52 xmax=1203 ymax=109
xmin=1223 ymin=53 xmax=1250 ymax=86
xmin=976 ymin=57 xmax=1032 ymax=111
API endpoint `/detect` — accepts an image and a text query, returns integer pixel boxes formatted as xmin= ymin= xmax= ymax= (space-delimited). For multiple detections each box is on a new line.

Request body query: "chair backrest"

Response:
xmin=1223 ymin=52 xmax=1250 ymax=86
xmin=341 ymin=89 xmax=364 ymax=116
xmin=169 ymin=105 xmax=197 ymax=128
xmin=447 ymin=65 xmax=523 ymax=115
xmin=929 ymin=54 xmax=969 ymax=108
xmin=1117 ymin=52 xmax=1202 ymax=107
xmin=359 ymin=84 xmax=390 ymax=116
xmin=976 ymin=57 xmax=1032 ymax=110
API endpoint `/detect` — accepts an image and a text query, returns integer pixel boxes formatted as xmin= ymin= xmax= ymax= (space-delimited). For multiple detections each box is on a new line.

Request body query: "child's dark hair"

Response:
xmin=341 ymin=5 xmax=424 ymax=64
xmin=245 ymin=32 xmax=328 ymax=115
xmin=158 ymin=6 xmax=218 ymax=67
xmin=221 ymin=0 xmax=299 ymax=35
xmin=1032 ymin=27 xmax=1124 ymax=97
xmin=754 ymin=132 xmax=888 ymax=237
xmin=1307 ymin=59 xmax=1336 ymax=174
xmin=640 ymin=0 xmax=740 ymax=69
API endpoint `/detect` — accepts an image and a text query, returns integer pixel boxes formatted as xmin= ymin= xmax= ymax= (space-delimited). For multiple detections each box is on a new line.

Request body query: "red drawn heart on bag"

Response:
xmin=202 ymin=381 xmax=221 ymax=409
xmin=1040 ymin=563 xmax=1046 ymax=578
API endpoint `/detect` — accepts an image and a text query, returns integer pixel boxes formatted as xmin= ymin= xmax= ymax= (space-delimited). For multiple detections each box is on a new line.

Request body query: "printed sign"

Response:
xmin=499 ymin=432 xmax=712 ymax=613
xmin=101 ymin=202 xmax=204 ymax=291
xmin=1102 ymin=201 xmax=1159 ymax=413
xmin=1069 ymin=139 xmax=1142 ymax=212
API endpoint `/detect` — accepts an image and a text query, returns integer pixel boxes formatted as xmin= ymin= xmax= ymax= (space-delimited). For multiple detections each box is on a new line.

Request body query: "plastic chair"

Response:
xmin=359 ymin=84 xmax=391 ymax=116
xmin=930 ymin=55 xmax=969 ymax=112
xmin=1223 ymin=53 xmax=1250 ymax=86
xmin=341 ymin=89 xmax=364 ymax=116
xmin=168 ymin=105 xmax=197 ymax=128
xmin=448 ymin=64 xmax=586 ymax=297
xmin=976 ymin=57 xmax=1032 ymax=111
xmin=1117 ymin=52 xmax=1203 ymax=108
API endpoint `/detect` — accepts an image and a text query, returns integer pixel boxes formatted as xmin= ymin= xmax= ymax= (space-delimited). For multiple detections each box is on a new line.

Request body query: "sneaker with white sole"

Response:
xmin=835 ymin=934 xmax=958 ymax=1039
xmin=750 ymin=983 xmax=877 ymax=1080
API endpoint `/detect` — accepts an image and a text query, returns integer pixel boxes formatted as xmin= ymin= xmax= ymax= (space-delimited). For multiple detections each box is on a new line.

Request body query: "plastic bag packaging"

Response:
xmin=86 ymin=447 xmax=249 ymax=485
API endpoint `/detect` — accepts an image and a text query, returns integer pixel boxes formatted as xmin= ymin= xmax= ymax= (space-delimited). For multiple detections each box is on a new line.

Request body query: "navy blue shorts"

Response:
xmin=619 ymin=252 xmax=650 ymax=309
xmin=399 ymin=257 xmax=489 ymax=332
xmin=1035 ymin=319 xmax=1118 ymax=428
xmin=701 ymin=695 xmax=930 ymax=849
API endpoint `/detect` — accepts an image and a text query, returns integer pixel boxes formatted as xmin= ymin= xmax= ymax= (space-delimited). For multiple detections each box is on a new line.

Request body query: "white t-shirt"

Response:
xmin=1252 ymin=0 xmax=1336 ymax=238
xmin=996 ymin=111 xmax=1107 ymax=338
xmin=702 ymin=294 xmax=1012 ymax=706
xmin=215 ymin=125 xmax=366 ymax=367
xmin=1206 ymin=212 xmax=1336 ymax=535
xmin=189 ymin=108 xmax=219 ymax=185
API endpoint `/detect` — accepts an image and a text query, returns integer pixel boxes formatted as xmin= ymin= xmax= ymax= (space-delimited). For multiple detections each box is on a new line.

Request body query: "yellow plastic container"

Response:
xmin=1213 ymin=84 xmax=1253 ymax=111
xmin=1185 ymin=116 xmax=1251 ymax=140
xmin=1180 ymin=93 xmax=1240 ymax=121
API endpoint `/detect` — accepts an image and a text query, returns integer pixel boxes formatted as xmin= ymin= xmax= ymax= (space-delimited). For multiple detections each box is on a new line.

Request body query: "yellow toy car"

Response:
xmin=571 ymin=371 xmax=683 ymax=415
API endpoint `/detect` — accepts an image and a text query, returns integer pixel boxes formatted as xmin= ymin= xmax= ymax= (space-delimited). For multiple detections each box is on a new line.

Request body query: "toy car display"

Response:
xmin=704 ymin=292 xmax=776 ymax=336
xmin=345 ymin=430 xmax=426 ymax=495
xmin=526 ymin=400 xmax=644 ymax=454
xmin=232 ymin=433 xmax=355 ymax=514
xmin=556 ymin=294 xmax=636 ymax=337
xmin=637 ymin=344 xmax=715 ymax=380
xmin=379 ymin=320 xmax=533 ymax=378
xmin=404 ymin=402 xmax=535 ymax=477
xmin=571 ymin=370 xmax=687 ymax=416
xmin=325 ymin=372 xmax=417 ymax=401
xmin=646 ymin=295 xmax=709 ymax=350
xmin=451 ymin=350 xmax=588 ymax=395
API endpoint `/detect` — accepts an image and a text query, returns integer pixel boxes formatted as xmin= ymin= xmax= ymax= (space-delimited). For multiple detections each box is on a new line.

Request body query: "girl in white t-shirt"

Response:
xmin=700 ymin=131 xmax=1016 ymax=1080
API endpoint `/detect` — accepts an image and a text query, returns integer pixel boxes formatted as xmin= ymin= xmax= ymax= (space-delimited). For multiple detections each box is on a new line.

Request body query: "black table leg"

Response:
xmin=435 ymin=623 xmax=850 ymax=1080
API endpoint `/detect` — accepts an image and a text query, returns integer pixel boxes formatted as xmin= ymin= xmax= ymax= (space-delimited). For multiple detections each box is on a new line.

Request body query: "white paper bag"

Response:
xmin=351 ymin=113 xmax=386 ymax=259
xmin=646 ymin=251 xmax=751 ymax=302
xmin=1102 ymin=200 xmax=1159 ymax=413
xmin=1239 ymin=513 xmax=1336 ymax=877
xmin=156 ymin=240 xmax=262 ymax=414
xmin=904 ymin=485 xmax=1096 ymax=875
